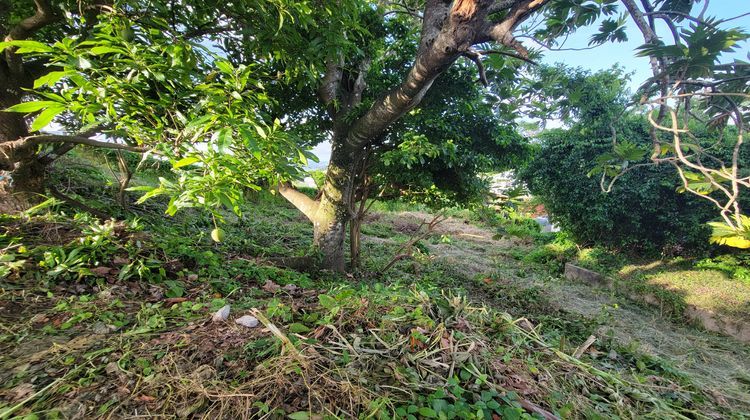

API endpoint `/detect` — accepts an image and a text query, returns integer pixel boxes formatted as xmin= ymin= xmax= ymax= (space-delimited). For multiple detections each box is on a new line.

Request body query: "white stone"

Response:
xmin=212 ymin=305 xmax=230 ymax=322
xmin=235 ymin=315 xmax=259 ymax=328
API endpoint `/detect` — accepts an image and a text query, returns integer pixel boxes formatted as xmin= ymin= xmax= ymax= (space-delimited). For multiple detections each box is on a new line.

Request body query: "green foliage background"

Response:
xmin=520 ymin=122 xmax=715 ymax=255
xmin=519 ymin=67 xmax=720 ymax=255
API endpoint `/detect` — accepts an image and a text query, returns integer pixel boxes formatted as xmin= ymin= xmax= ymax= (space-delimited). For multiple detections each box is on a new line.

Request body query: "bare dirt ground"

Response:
xmin=368 ymin=211 xmax=750 ymax=411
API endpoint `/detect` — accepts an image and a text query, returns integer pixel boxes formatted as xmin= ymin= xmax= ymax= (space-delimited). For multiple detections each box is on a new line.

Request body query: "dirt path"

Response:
xmin=368 ymin=211 xmax=750 ymax=411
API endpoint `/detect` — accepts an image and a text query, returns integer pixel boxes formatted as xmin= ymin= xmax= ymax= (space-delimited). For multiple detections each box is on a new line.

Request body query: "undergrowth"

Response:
xmin=0 ymin=152 xmax=747 ymax=418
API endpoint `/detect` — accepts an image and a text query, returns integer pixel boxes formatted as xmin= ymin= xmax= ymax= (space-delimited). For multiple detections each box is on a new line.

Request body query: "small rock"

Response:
xmin=92 ymin=322 xmax=110 ymax=334
xmin=235 ymin=315 xmax=259 ymax=328
xmin=105 ymin=362 xmax=120 ymax=375
xmin=212 ymin=305 xmax=231 ymax=322
xmin=98 ymin=289 xmax=113 ymax=301
xmin=30 ymin=313 xmax=49 ymax=324
xmin=149 ymin=286 xmax=164 ymax=300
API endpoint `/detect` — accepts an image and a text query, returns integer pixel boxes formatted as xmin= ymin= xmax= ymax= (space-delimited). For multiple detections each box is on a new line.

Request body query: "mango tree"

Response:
xmin=5 ymin=0 xmax=632 ymax=271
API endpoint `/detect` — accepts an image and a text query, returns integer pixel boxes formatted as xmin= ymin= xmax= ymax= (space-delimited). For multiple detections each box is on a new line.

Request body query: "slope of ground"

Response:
xmin=1 ymin=152 xmax=749 ymax=418
xmin=367 ymin=211 xmax=750 ymax=412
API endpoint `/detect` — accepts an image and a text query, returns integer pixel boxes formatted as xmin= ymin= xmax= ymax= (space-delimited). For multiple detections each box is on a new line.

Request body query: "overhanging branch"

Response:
xmin=23 ymin=135 xmax=147 ymax=152
xmin=278 ymin=182 xmax=320 ymax=221
xmin=1 ymin=134 xmax=146 ymax=170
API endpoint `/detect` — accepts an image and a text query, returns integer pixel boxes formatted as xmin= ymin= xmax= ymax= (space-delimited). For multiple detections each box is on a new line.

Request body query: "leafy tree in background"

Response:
xmin=519 ymin=66 xmax=719 ymax=255
xmin=590 ymin=0 xmax=750 ymax=248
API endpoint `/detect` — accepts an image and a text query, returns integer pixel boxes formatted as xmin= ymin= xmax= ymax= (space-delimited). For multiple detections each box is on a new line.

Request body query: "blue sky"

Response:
xmin=540 ymin=0 xmax=750 ymax=90
xmin=309 ymin=1 xmax=750 ymax=165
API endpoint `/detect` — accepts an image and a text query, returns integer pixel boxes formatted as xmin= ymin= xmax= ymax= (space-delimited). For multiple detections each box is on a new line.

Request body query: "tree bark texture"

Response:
xmin=0 ymin=0 xmax=60 ymax=211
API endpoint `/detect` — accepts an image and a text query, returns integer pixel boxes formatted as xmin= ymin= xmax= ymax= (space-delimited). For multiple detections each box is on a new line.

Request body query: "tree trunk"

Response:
xmin=0 ymin=96 xmax=45 ymax=212
xmin=278 ymin=139 xmax=356 ymax=272
xmin=311 ymin=142 xmax=355 ymax=271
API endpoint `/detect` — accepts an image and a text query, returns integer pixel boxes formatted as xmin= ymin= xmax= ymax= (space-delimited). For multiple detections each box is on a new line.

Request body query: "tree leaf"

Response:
xmin=288 ymin=323 xmax=310 ymax=333
xmin=5 ymin=101 xmax=58 ymax=113
xmin=215 ymin=60 xmax=234 ymax=74
xmin=173 ymin=156 xmax=200 ymax=169
xmin=254 ymin=124 xmax=267 ymax=139
xmin=0 ymin=40 xmax=53 ymax=53
xmin=89 ymin=46 xmax=125 ymax=55
xmin=30 ymin=104 xmax=65 ymax=131
xmin=34 ymin=71 xmax=70 ymax=89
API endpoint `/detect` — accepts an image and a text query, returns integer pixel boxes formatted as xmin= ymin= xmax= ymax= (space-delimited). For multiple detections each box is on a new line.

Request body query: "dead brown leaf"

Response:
xmin=262 ymin=280 xmax=280 ymax=293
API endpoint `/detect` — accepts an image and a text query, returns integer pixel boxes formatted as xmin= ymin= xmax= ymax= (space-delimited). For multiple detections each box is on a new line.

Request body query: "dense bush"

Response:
xmin=518 ymin=67 xmax=720 ymax=256
xmin=519 ymin=119 xmax=716 ymax=256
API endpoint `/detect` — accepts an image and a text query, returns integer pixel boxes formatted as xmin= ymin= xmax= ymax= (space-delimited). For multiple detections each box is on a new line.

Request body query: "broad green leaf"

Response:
xmin=135 ymin=187 xmax=166 ymax=204
xmin=215 ymin=60 xmax=233 ymax=74
xmin=318 ymin=294 xmax=336 ymax=309
xmin=418 ymin=407 xmax=437 ymax=418
xmin=216 ymin=127 xmax=232 ymax=151
xmin=30 ymin=104 xmax=65 ymax=131
xmin=6 ymin=101 xmax=58 ymax=113
xmin=173 ymin=156 xmax=200 ymax=169
xmin=77 ymin=56 xmax=93 ymax=70
xmin=0 ymin=40 xmax=53 ymax=53
xmin=89 ymin=46 xmax=125 ymax=55
xmin=34 ymin=71 xmax=70 ymax=89
xmin=288 ymin=323 xmax=310 ymax=333
xmin=254 ymin=124 xmax=267 ymax=139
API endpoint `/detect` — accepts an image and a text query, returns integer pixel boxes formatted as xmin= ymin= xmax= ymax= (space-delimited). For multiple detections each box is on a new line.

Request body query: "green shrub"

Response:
xmin=517 ymin=66 xmax=721 ymax=256
xmin=695 ymin=254 xmax=750 ymax=284
xmin=520 ymin=119 xmax=718 ymax=256
xmin=523 ymin=233 xmax=577 ymax=273
xmin=575 ymin=247 xmax=626 ymax=275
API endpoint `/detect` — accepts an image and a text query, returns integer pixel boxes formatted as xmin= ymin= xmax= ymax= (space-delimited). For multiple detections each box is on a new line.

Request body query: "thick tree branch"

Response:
xmin=620 ymin=0 xmax=660 ymax=70
xmin=23 ymin=135 xmax=147 ymax=152
xmin=1 ymin=134 xmax=146 ymax=170
xmin=278 ymin=182 xmax=320 ymax=221
xmin=318 ymin=58 xmax=343 ymax=116
xmin=343 ymin=58 xmax=372 ymax=110
xmin=4 ymin=0 xmax=60 ymax=76
xmin=482 ymin=0 xmax=548 ymax=58
xmin=488 ymin=0 xmax=521 ymax=14
xmin=344 ymin=0 xmax=545 ymax=153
